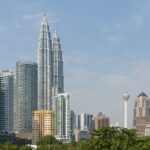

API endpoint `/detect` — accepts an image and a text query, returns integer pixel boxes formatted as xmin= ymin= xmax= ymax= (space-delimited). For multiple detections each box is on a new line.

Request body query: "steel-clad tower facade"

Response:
xmin=37 ymin=15 xmax=64 ymax=110
xmin=52 ymin=31 xmax=64 ymax=109
xmin=37 ymin=15 xmax=52 ymax=110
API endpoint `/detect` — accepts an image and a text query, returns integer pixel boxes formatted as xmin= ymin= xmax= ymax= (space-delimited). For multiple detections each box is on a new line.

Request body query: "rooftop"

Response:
xmin=138 ymin=92 xmax=148 ymax=97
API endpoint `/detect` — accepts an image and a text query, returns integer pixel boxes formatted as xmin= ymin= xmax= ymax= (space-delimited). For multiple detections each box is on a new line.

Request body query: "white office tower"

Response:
xmin=37 ymin=15 xmax=64 ymax=110
xmin=78 ymin=113 xmax=93 ymax=131
xmin=54 ymin=93 xmax=71 ymax=143
xmin=123 ymin=91 xmax=129 ymax=128
xmin=14 ymin=61 xmax=37 ymax=133
xmin=0 ymin=70 xmax=14 ymax=132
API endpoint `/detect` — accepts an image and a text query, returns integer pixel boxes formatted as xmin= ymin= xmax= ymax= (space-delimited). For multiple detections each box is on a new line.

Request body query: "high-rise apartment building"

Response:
xmin=92 ymin=112 xmax=109 ymax=130
xmin=0 ymin=70 xmax=14 ymax=132
xmin=78 ymin=113 xmax=93 ymax=131
xmin=70 ymin=110 xmax=76 ymax=132
xmin=133 ymin=92 xmax=150 ymax=136
xmin=54 ymin=93 xmax=71 ymax=143
xmin=70 ymin=110 xmax=76 ymax=141
xmin=14 ymin=61 xmax=37 ymax=133
xmin=37 ymin=15 xmax=64 ymax=110
xmin=32 ymin=110 xmax=54 ymax=144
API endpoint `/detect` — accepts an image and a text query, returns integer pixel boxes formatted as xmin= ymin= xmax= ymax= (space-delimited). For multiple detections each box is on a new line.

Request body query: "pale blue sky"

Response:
xmin=1 ymin=0 xmax=150 ymax=127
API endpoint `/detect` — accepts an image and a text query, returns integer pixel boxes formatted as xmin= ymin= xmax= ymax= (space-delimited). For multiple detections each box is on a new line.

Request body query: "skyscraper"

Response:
xmin=0 ymin=70 xmax=14 ymax=132
xmin=37 ymin=15 xmax=64 ymax=110
xmin=70 ymin=110 xmax=76 ymax=140
xmin=54 ymin=93 xmax=71 ymax=143
xmin=78 ymin=113 xmax=93 ymax=131
xmin=14 ymin=61 xmax=37 ymax=133
xmin=133 ymin=92 xmax=150 ymax=136
xmin=37 ymin=15 xmax=52 ymax=110
xmin=52 ymin=31 xmax=64 ymax=109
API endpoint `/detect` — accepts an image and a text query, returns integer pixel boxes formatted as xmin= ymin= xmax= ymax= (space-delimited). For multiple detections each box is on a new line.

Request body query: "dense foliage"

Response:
xmin=36 ymin=127 xmax=150 ymax=150
xmin=0 ymin=142 xmax=32 ymax=150
xmin=1 ymin=127 xmax=150 ymax=149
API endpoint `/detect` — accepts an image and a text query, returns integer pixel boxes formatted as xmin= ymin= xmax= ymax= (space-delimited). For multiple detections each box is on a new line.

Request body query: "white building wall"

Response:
xmin=54 ymin=93 xmax=71 ymax=143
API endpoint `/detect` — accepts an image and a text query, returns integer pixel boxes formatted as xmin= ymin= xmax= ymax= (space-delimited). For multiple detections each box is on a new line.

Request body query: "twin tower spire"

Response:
xmin=37 ymin=15 xmax=64 ymax=110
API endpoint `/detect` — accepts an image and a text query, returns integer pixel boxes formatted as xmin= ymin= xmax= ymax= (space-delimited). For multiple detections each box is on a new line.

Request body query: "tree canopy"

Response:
xmin=1 ymin=127 xmax=150 ymax=150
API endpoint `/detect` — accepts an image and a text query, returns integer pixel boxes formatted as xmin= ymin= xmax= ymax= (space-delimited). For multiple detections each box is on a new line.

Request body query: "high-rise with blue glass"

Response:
xmin=0 ymin=70 xmax=14 ymax=132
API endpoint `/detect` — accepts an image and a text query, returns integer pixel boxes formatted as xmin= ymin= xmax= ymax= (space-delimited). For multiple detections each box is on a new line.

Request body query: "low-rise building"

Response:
xmin=74 ymin=128 xmax=90 ymax=142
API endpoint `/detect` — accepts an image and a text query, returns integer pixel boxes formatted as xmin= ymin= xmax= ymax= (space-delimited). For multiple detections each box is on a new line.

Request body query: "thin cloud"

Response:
xmin=107 ymin=36 xmax=121 ymax=43
xmin=22 ymin=11 xmax=58 ymax=24
xmin=22 ymin=11 xmax=58 ymax=31
xmin=66 ymin=57 xmax=150 ymax=127
xmin=15 ymin=22 xmax=22 ymax=29
xmin=0 ymin=26 xmax=5 ymax=33
xmin=133 ymin=15 xmax=144 ymax=25
xmin=113 ymin=23 xmax=123 ymax=28
xmin=22 ymin=13 xmax=41 ymax=21
xmin=64 ymin=50 xmax=90 ymax=67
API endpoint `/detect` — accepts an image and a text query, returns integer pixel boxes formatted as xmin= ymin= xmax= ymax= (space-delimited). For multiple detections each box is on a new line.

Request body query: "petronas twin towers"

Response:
xmin=37 ymin=15 xmax=64 ymax=110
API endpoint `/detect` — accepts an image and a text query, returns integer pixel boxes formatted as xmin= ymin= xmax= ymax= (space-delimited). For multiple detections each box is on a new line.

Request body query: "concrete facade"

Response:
xmin=92 ymin=112 xmax=109 ymax=130
xmin=32 ymin=110 xmax=54 ymax=144
xmin=133 ymin=92 xmax=150 ymax=136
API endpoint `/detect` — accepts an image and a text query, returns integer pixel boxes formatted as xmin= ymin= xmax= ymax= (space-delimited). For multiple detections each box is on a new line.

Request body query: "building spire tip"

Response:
xmin=42 ymin=10 xmax=47 ymax=23
xmin=53 ymin=30 xmax=59 ymax=39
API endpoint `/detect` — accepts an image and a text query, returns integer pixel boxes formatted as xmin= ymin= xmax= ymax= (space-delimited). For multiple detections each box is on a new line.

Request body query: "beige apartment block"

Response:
xmin=92 ymin=112 xmax=109 ymax=130
xmin=32 ymin=110 xmax=54 ymax=144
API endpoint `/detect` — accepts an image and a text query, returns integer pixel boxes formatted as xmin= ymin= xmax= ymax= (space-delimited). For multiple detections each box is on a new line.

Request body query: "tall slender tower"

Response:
xmin=52 ymin=31 xmax=64 ymax=108
xmin=37 ymin=15 xmax=52 ymax=110
xmin=123 ymin=91 xmax=129 ymax=128
xmin=54 ymin=93 xmax=71 ymax=143
xmin=37 ymin=15 xmax=64 ymax=110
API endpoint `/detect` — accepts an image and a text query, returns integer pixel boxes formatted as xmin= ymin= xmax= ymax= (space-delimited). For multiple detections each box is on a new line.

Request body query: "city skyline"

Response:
xmin=1 ymin=0 xmax=150 ymax=127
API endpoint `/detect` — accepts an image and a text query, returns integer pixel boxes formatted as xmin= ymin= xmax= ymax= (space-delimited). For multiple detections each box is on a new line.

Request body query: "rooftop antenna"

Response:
xmin=42 ymin=9 xmax=47 ymax=22
xmin=44 ymin=8 xmax=46 ymax=16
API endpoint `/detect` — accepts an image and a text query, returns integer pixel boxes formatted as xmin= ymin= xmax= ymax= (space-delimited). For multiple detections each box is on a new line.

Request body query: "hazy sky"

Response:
xmin=0 ymin=0 xmax=150 ymax=127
